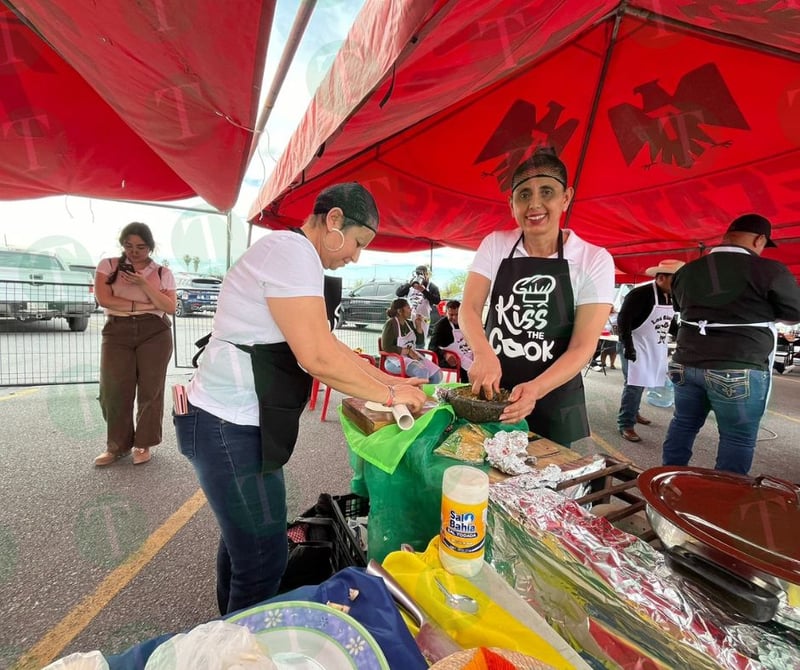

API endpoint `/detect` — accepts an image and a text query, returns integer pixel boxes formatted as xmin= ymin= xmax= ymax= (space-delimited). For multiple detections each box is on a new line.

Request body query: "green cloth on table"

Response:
xmin=340 ymin=385 xmax=528 ymax=561
xmin=340 ymin=404 xmax=455 ymax=475
xmin=338 ymin=383 xmax=461 ymax=475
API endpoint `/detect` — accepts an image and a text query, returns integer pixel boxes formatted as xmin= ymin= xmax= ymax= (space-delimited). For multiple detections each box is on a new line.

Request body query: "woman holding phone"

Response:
xmin=93 ymin=222 xmax=176 ymax=467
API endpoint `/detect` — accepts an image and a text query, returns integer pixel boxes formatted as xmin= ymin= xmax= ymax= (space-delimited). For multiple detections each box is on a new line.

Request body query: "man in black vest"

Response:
xmin=662 ymin=214 xmax=800 ymax=474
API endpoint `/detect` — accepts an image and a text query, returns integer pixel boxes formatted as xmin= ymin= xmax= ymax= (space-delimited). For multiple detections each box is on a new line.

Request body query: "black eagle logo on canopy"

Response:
xmin=608 ymin=63 xmax=750 ymax=169
xmin=476 ymin=99 xmax=579 ymax=191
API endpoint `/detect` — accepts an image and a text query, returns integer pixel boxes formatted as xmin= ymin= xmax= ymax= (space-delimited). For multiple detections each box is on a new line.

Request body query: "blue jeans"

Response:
xmin=662 ymin=363 xmax=770 ymax=475
xmin=617 ymin=353 xmax=644 ymax=430
xmin=384 ymin=356 xmax=443 ymax=383
xmin=174 ymin=403 xmax=288 ymax=615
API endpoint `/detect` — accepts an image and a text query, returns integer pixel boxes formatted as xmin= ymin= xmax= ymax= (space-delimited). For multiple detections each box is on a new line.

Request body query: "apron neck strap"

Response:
xmin=509 ymin=230 xmax=564 ymax=260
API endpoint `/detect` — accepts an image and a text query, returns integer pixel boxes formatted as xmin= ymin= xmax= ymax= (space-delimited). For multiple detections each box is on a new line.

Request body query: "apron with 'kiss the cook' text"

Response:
xmin=485 ymin=232 xmax=588 ymax=444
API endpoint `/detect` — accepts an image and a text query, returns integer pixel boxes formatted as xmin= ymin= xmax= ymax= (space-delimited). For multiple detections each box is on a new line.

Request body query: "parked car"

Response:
xmin=336 ymin=281 xmax=401 ymax=328
xmin=69 ymin=264 xmax=100 ymax=310
xmin=0 ymin=248 xmax=96 ymax=331
xmin=174 ymin=274 xmax=222 ymax=317
xmin=337 ymin=280 xmax=444 ymax=329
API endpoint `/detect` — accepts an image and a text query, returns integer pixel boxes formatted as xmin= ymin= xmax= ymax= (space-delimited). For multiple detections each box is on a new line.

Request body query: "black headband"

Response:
xmin=313 ymin=205 xmax=377 ymax=233
xmin=511 ymin=172 xmax=567 ymax=193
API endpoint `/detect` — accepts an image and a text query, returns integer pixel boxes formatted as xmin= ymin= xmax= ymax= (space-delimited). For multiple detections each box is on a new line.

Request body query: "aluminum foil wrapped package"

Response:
xmin=503 ymin=454 xmax=606 ymax=500
xmin=486 ymin=484 xmax=800 ymax=670
xmin=483 ymin=430 xmax=531 ymax=475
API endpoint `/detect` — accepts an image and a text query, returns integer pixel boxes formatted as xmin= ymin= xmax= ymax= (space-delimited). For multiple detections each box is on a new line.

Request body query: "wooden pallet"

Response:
xmin=565 ymin=457 xmax=658 ymax=544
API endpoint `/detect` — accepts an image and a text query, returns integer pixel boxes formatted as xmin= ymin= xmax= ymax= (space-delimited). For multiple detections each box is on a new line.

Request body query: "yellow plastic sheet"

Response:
xmin=382 ymin=538 xmax=575 ymax=669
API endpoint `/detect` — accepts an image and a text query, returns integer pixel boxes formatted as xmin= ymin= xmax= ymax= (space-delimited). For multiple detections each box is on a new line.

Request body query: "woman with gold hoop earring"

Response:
xmin=323 ymin=226 xmax=345 ymax=252
xmin=175 ymin=182 xmax=427 ymax=615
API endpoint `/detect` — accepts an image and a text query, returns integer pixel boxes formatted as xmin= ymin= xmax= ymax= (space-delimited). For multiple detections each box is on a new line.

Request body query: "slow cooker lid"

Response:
xmin=638 ymin=466 xmax=800 ymax=584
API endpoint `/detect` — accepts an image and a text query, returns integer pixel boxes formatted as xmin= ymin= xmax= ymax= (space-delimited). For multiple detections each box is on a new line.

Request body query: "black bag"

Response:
xmin=277 ymin=495 xmax=338 ymax=594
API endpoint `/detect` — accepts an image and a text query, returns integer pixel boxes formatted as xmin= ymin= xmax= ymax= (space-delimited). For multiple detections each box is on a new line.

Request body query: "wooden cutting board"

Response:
xmin=342 ymin=396 xmax=440 ymax=435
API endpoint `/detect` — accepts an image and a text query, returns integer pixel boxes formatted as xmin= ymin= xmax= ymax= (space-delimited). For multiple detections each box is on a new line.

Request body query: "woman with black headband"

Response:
xmin=459 ymin=147 xmax=614 ymax=445
xmin=175 ymin=182 xmax=426 ymax=615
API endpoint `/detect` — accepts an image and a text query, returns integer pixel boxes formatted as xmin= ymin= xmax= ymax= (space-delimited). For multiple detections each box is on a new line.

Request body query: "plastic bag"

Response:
xmin=433 ymin=421 xmax=491 ymax=463
xmin=43 ymin=652 xmax=109 ymax=670
xmin=144 ymin=621 xmax=274 ymax=670
xmin=646 ymin=377 xmax=674 ymax=408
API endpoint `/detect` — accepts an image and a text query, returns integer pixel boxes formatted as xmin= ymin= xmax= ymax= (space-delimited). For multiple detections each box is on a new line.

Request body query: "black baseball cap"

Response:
xmin=726 ymin=214 xmax=777 ymax=247
xmin=312 ymin=182 xmax=379 ymax=233
xmin=415 ymin=265 xmax=429 ymax=274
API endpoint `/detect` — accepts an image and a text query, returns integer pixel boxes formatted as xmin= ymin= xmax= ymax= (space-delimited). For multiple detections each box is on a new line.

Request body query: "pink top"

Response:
xmin=96 ymin=257 xmax=176 ymax=317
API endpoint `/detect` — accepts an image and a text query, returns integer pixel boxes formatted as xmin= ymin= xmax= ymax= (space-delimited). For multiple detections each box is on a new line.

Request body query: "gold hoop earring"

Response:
xmin=323 ymin=228 xmax=345 ymax=252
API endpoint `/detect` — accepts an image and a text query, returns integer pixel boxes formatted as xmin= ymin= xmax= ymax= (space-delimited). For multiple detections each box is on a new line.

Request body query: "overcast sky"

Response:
xmin=0 ymin=0 xmax=475 ymax=279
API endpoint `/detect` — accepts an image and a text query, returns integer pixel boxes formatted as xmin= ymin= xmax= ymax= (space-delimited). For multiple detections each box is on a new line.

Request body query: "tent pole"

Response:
xmin=226 ymin=211 xmax=233 ymax=271
xmin=110 ymin=198 xmax=221 ymax=215
xmin=626 ymin=7 xmax=800 ymax=62
xmin=247 ymin=0 xmax=317 ymax=168
xmin=566 ymin=9 xmax=624 ymax=228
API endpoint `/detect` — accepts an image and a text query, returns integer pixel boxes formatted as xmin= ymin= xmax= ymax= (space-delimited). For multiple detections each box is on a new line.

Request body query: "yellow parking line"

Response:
xmin=0 ymin=389 xmax=40 ymax=401
xmin=12 ymin=489 xmax=207 ymax=670
xmin=766 ymin=408 xmax=800 ymax=424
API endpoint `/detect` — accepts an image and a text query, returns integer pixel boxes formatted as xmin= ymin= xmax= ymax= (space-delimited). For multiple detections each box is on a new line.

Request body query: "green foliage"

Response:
xmin=442 ymin=271 xmax=466 ymax=297
xmin=182 ymin=253 xmax=192 ymax=270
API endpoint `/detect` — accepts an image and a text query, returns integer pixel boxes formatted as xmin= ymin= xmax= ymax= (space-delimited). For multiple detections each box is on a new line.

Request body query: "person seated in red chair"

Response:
xmin=381 ymin=298 xmax=443 ymax=383
xmin=428 ymin=299 xmax=472 ymax=383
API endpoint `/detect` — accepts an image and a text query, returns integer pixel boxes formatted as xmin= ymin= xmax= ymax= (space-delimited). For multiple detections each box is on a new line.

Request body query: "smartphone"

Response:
xmin=119 ymin=261 xmax=135 ymax=273
xmin=172 ymin=384 xmax=188 ymax=415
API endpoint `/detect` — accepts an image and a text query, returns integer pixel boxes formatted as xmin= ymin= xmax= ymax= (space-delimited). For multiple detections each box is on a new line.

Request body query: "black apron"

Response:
xmin=231 ymin=341 xmax=312 ymax=473
xmin=195 ymin=228 xmax=342 ymax=472
xmin=485 ymin=231 xmax=589 ymax=444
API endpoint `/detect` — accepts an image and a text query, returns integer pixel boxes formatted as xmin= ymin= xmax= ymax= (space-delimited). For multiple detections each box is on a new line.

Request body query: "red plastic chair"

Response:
xmin=309 ymin=353 xmax=377 ymax=421
xmin=378 ymin=337 xmax=440 ymax=378
xmin=437 ymin=350 xmax=463 ymax=383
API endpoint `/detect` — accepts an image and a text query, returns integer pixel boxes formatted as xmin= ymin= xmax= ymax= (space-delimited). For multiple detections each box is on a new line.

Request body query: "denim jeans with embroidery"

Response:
xmin=661 ymin=363 xmax=770 ymax=475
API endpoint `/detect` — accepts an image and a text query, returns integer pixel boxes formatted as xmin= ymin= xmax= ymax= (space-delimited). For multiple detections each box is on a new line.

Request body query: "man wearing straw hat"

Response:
xmin=662 ymin=214 xmax=800 ymax=474
xmin=616 ymin=259 xmax=684 ymax=442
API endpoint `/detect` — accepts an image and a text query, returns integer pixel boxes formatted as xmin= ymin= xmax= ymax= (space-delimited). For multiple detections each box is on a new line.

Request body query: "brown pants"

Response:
xmin=99 ymin=314 xmax=173 ymax=454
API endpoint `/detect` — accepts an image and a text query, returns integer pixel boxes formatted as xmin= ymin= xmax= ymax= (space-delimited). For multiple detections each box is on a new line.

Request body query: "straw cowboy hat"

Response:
xmin=644 ymin=259 xmax=685 ymax=277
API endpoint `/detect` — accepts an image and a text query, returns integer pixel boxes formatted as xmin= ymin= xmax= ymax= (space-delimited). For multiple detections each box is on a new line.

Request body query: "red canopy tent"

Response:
xmin=249 ymin=0 xmax=800 ymax=278
xmin=1 ymin=1 xmax=274 ymax=212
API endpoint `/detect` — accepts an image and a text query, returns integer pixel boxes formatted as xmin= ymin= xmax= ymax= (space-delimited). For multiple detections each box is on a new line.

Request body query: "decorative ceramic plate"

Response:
xmin=228 ymin=600 xmax=390 ymax=670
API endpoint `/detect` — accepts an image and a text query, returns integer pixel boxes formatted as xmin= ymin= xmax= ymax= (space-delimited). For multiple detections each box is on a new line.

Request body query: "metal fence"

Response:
xmin=0 ymin=279 xmax=101 ymax=386
xmin=0 ymin=300 xmax=381 ymax=386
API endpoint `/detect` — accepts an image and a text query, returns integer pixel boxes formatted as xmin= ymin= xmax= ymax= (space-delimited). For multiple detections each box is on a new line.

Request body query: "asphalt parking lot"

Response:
xmin=1 ymin=367 xmax=799 ymax=668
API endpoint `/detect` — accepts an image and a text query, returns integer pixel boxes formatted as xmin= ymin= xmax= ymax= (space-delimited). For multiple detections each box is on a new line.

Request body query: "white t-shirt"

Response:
xmin=188 ymin=231 xmax=324 ymax=425
xmin=469 ymin=229 xmax=615 ymax=307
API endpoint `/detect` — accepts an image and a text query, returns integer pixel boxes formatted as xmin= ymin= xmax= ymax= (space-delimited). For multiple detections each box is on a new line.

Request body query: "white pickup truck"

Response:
xmin=0 ymin=248 xmax=96 ymax=331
